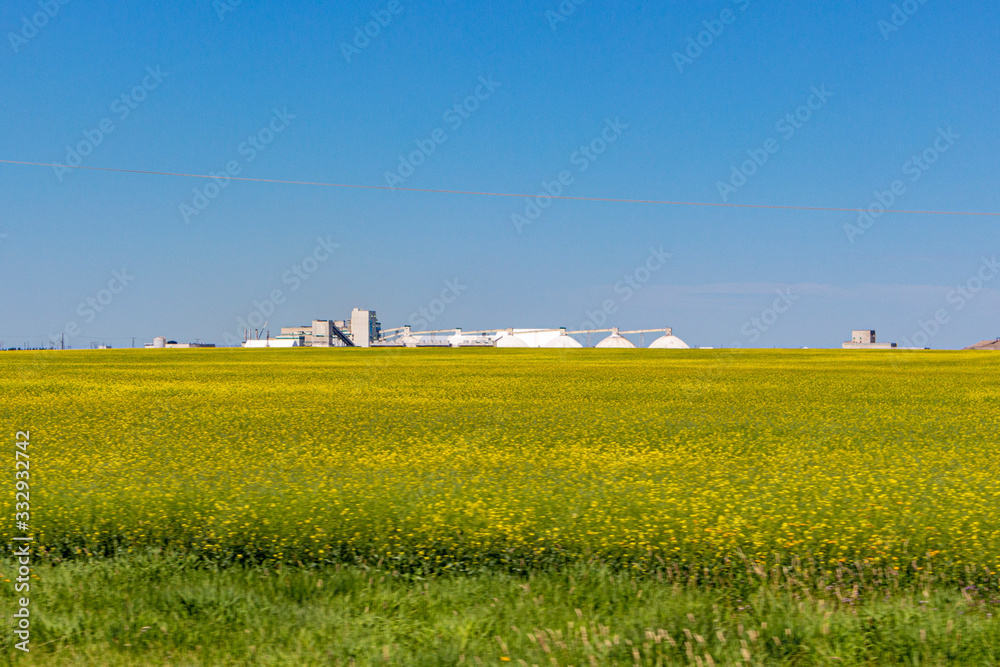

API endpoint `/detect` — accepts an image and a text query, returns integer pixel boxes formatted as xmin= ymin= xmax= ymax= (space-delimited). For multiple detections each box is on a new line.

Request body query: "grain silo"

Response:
xmin=648 ymin=328 xmax=689 ymax=349
xmin=397 ymin=326 xmax=420 ymax=348
xmin=595 ymin=327 xmax=636 ymax=348
xmin=495 ymin=329 xmax=529 ymax=347
xmin=542 ymin=329 xmax=583 ymax=348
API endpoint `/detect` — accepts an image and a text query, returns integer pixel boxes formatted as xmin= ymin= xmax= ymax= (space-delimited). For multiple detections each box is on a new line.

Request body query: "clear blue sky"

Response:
xmin=1 ymin=1 xmax=997 ymax=348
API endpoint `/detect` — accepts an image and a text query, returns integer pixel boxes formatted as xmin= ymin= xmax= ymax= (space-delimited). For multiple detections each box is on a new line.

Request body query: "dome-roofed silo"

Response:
xmin=495 ymin=329 xmax=529 ymax=347
xmin=542 ymin=328 xmax=582 ymax=348
xmin=648 ymin=327 xmax=690 ymax=349
xmin=595 ymin=327 xmax=636 ymax=348
xmin=398 ymin=326 xmax=420 ymax=348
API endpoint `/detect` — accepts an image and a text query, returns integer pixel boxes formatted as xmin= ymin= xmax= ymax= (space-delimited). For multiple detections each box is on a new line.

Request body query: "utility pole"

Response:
xmin=61 ymin=333 xmax=65 ymax=350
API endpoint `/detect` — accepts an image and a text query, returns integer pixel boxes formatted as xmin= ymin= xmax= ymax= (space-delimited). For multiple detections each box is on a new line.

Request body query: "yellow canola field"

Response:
xmin=3 ymin=348 xmax=998 ymax=580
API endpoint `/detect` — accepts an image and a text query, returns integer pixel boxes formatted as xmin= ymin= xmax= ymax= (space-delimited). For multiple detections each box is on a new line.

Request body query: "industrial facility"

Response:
xmin=241 ymin=308 xmax=382 ymax=348
xmin=241 ymin=307 xmax=691 ymax=349
xmin=35 ymin=321 xmax=960 ymax=352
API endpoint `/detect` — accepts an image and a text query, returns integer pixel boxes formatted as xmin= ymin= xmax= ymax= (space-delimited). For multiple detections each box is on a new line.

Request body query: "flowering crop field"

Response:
xmin=3 ymin=348 xmax=999 ymax=586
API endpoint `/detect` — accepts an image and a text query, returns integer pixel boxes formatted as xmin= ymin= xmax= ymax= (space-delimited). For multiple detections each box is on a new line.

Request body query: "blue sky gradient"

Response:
xmin=1 ymin=1 xmax=998 ymax=348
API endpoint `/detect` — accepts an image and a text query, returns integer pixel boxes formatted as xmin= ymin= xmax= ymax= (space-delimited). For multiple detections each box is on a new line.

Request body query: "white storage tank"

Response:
xmin=648 ymin=328 xmax=690 ymax=349
xmin=495 ymin=329 xmax=529 ymax=347
xmin=595 ymin=328 xmax=636 ymax=349
xmin=542 ymin=329 xmax=582 ymax=348
xmin=153 ymin=336 xmax=166 ymax=348
xmin=398 ymin=326 xmax=420 ymax=348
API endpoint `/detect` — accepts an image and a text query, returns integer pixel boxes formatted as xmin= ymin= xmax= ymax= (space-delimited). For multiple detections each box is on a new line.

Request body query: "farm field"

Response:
xmin=2 ymin=348 xmax=999 ymax=664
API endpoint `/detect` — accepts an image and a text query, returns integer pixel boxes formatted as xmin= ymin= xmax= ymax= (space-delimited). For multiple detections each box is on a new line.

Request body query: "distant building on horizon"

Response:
xmin=238 ymin=308 xmax=382 ymax=347
xmin=144 ymin=336 xmax=215 ymax=349
xmin=842 ymin=329 xmax=896 ymax=349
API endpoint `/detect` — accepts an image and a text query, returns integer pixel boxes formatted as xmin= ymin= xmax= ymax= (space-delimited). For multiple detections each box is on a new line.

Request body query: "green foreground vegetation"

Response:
xmin=1 ymin=553 xmax=998 ymax=665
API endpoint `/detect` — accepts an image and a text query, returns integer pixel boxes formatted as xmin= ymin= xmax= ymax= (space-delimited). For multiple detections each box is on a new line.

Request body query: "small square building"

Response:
xmin=843 ymin=329 xmax=896 ymax=349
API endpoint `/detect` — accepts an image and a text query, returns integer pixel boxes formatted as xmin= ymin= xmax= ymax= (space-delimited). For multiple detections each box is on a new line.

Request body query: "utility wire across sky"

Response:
xmin=2 ymin=159 xmax=998 ymax=218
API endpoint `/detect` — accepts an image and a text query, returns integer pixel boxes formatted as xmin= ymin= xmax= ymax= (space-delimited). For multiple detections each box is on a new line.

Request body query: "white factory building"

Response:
xmin=243 ymin=308 xmax=381 ymax=348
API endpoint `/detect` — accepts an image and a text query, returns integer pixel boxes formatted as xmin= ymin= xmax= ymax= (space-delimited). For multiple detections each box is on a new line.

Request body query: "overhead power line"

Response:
xmin=1 ymin=159 xmax=998 ymax=218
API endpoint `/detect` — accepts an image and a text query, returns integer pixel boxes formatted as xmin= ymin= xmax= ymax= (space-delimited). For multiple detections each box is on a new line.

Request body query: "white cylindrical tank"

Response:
xmin=153 ymin=336 xmax=166 ymax=348
xmin=595 ymin=328 xmax=636 ymax=349
xmin=649 ymin=327 xmax=690 ymax=349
